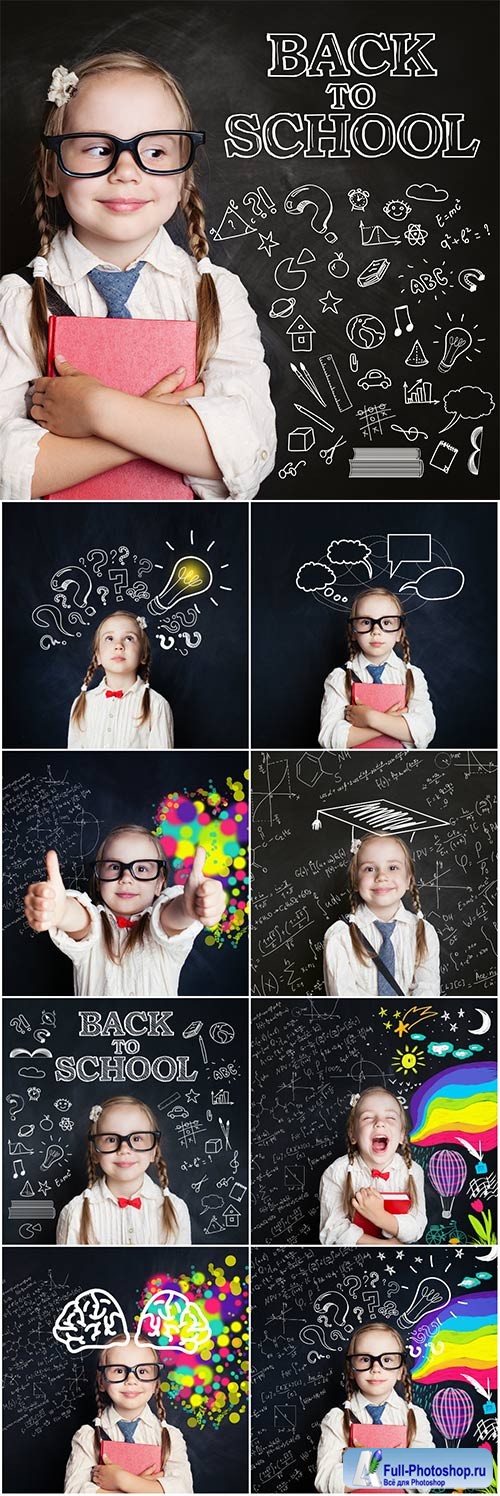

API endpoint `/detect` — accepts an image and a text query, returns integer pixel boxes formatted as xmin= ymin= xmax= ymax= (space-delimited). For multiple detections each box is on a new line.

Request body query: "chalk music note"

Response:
xmin=12 ymin=1159 xmax=26 ymax=1179
xmin=394 ymin=304 xmax=414 ymax=337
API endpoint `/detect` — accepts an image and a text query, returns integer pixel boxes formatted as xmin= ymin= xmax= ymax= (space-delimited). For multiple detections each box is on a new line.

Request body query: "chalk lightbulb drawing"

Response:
xmin=397 ymin=1276 xmax=451 ymax=1329
xmin=148 ymin=556 xmax=214 ymax=617
xmin=438 ymin=326 xmax=472 ymax=372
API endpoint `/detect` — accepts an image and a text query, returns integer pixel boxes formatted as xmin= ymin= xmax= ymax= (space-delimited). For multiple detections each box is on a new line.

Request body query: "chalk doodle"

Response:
xmin=294 ymin=529 xmax=466 ymax=619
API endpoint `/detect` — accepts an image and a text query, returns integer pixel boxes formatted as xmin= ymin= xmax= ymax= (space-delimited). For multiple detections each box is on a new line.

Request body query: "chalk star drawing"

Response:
xmin=186 ymin=1091 xmax=200 ymax=1104
xmin=319 ymin=290 xmax=343 ymax=314
xmin=258 ymin=230 xmax=279 ymax=257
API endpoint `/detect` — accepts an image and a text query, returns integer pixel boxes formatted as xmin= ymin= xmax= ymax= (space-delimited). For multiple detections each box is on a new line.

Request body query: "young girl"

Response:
xmin=315 ymin=1322 xmax=434 ymax=1494
xmin=56 ymin=1095 xmax=191 ymax=1246
xmin=323 ymin=834 xmax=440 ymax=996
xmin=319 ymin=1088 xmax=427 ymax=1246
xmin=24 ymin=823 xmax=226 ymax=996
xmin=64 ymin=1334 xmax=193 ymax=1493
xmin=318 ymin=588 xmax=436 ymax=750
xmin=67 ymin=612 xmax=174 ymax=750
xmin=0 ymin=51 xmax=276 ymax=501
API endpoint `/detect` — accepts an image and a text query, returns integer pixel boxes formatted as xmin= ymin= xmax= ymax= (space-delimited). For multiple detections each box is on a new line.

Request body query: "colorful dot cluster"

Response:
xmin=153 ymin=774 xmax=249 ymax=947
xmin=137 ymin=1257 xmax=249 ymax=1429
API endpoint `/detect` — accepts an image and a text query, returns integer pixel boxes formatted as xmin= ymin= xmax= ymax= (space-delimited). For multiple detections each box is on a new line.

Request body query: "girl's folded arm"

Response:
xmin=401 ymin=667 xmax=436 ymax=749
xmin=31 ymin=430 xmax=136 ymax=498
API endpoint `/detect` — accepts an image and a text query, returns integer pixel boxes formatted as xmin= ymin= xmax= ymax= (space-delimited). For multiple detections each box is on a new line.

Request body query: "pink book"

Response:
xmin=349 ymin=1424 xmax=406 ymax=1493
xmin=351 ymin=681 xmax=405 ymax=750
xmin=45 ymin=316 xmax=197 ymax=500
xmin=99 ymin=1440 xmax=162 ymax=1474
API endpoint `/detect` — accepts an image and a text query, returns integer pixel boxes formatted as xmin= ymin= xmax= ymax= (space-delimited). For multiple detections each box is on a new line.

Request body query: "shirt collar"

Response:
xmin=346 ymin=649 xmax=400 ymax=673
xmin=97 ymin=901 xmax=154 ymax=926
xmin=97 ymin=1173 xmax=159 ymax=1205
xmin=355 ymin=1389 xmax=401 ymax=1414
xmin=95 ymin=676 xmax=143 ymax=698
xmin=36 ymin=223 xmax=188 ymax=288
xmin=108 ymin=1402 xmax=157 ymax=1433
xmin=359 ymin=902 xmax=414 ymax=927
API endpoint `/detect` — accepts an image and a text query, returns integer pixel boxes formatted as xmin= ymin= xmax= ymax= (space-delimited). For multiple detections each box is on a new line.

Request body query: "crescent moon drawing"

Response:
xmin=468 ymin=1008 xmax=491 ymax=1036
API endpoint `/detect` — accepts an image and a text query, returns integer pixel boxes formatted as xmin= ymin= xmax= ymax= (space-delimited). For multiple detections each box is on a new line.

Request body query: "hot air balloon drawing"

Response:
xmin=431 ymin=1387 xmax=474 ymax=1446
xmin=428 ymin=1149 xmax=467 ymax=1219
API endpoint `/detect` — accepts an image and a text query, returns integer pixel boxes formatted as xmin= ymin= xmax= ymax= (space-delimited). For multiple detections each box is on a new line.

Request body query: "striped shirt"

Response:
xmin=319 ymin=1152 xmax=427 ymax=1246
xmin=64 ymin=1402 xmax=193 ymax=1494
xmin=49 ymin=886 xmax=202 ymax=997
xmin=68 ymin=677 xmax=174 ymax=751
xmin=56 ymin=1173 xmax=191 ymax=1247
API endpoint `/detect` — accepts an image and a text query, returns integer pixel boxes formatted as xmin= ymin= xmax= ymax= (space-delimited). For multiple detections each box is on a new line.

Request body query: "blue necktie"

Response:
xmin=117 ymin=1417 xmax=140 ymax=1442
xmin=365 ymin=1403 xmax=387 ymax=1424
xmin=88 ymin=262 xmax=144 ymax=317
xmin=374 ymin=919 xmax=397 ymax=995
xmin=367 ymin=663 xmax=386 ymax=683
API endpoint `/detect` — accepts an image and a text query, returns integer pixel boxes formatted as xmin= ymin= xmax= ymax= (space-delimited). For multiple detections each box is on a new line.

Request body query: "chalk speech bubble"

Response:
xmin=440 ymin=386 xmax=495 ymax=433
xmin=399 ymin=566 xmax=465 ymax=602
xmin=387 ymin=533 xmax=432 ymax=578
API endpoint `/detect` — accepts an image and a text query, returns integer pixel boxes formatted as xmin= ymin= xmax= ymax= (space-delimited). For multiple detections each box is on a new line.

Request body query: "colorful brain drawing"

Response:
xmin=153 ymin=775 xmax=249 ymax=946
xmin=411 ymin=1292 xmax=497 ymax=1388
xmin=409 ymin=1062 xmax=497 ymax=1151
xmin=137 ymin=1258 xmax=248 ymax=1429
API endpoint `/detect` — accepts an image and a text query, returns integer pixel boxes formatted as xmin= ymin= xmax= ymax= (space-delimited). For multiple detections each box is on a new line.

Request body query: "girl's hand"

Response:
xmin=91 ymin=1457 xmax=121 ymax=1490
xmin=31 ymin=356 xmax=103 ymax=437
xmin=143 ymin=368 xmax=205 ymax=404
xmin=183 ymin=845 xmax=226 ymax=927
xmin=352 ymin=1187 xmax=388 ymax=1227
xmin=345 ymin=703 xmax=374 ymax=728
xmin=24 ymin=850 xmax=68 ymax=932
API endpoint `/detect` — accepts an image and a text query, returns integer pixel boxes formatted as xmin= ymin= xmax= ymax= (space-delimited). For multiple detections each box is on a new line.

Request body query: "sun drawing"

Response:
xmin=393 ymin=1043 xmax=426 ymax=1074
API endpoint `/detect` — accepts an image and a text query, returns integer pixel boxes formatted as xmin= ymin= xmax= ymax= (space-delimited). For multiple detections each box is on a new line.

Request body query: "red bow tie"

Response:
xmin=116 ymin=915 xmax=137 ymax=929
xmin=106 ymin=689 xmax=123 ymax=698
xmin=372 ymin=1169 xmax=390 ymax=1180
xmin=117 ymin=1197 xmax=142 ymax=1210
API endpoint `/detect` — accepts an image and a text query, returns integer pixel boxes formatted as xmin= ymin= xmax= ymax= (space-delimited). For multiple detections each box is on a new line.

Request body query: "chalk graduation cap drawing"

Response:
xmin=311 ymin=797 xmax=449 ymax=849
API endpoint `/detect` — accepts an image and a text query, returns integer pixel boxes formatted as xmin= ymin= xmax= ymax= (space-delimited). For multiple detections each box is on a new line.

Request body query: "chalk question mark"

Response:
xmin=284 ymin=183 xmax=337 ymax=242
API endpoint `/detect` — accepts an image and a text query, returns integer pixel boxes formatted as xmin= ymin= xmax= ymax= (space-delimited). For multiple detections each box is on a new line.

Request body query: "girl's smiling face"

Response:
xmin=352 ymin=1089 xmax=404 ymax=1170
xmin=92 ymin=1101 xmax=157 ymax=1198
xmin=99 ymin=1338 xmax=159 ymax=1416
xmin=349 ymin=1326 xmax=404 ymax=1403
xmin=355 ymin=836 xmax=410 ymax=919
xmin=352 ymin=591 xmax=403 ymax=666
xmin=97 ymin=829 xmax=166 ymax=916
xmin=47 ymin=71 xmax=186 ymax=266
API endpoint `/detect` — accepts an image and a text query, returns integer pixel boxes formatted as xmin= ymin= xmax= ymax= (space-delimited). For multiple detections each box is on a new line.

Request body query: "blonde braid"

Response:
xmin=400 ymin=631 xmax=415 ymax=705
xmin=155 ymin=1146 xmax=179 ymax=1243
xmin=408 ymin=875 xmax=428 ymax=963
xmin=29 ymin=167 xmax=59 ymax=373
xmin=400 ymin=1137 xmax=418 ymax=1209
xmin=80 ymin=1148 xmax=99 ymax=1245
xmin=70 ymin=655 xmax=99 ymax=729
xmin=401 ymin=1364 xmax=417 ymax=1445
xmin=181 ymin=179 xmax=221 ymax=374
xmin=93 ymin=1382 xmax=107 ymax=1461
xmin=154 ymin=1383 xmax=171 ymax=1466
xmin=340 ymin=1127 xmax=358 ymax=1218
xmin=347 ymin=875 xmax=372 ymax=967
xmin=342 ymin=1365 xmax=356 ymax=1444
xmin=344 ymin=620 xmax=358 ymax=702
xmin=137 ymin=662 xmax=151 ymax=731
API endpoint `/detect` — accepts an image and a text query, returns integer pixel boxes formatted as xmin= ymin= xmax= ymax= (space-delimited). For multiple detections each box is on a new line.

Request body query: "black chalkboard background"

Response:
xmin=1 ymin=1 xmax=498 ymax=498
xmin=3 ymin=504 xmax=248 ymax=749
xmin=3 ymin=997 xmax=248 ymax=1245
xmin=3 ymin=1246 xmax=248 ymax=1493
xmin=251 ymin=750 xmax=497 ymax=996
xmin=251 ymin=1246 xmax=497 ymax=1492
xmin=3 ymin=750 xmax=248 ymax=996
xmin=251 ymin=501 xmax=497 ymax=749
xmin=251 ymin=998 xmax=497 ymax=1245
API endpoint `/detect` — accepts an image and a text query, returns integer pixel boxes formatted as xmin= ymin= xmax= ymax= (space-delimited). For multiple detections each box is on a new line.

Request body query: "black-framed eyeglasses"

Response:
xmin=41 ymin=130 xmax=205 ymax=177
xmin=90 ymin=1130 xmax=161 ymax=1153
xmin=350 ymin=615 xmax=406 ymax=634
xmin=94 ymin=859 xmax=166 ymax=882
xmin=347 ymin=1352 xmax=406 ymax=1371
xmin=98 ymin=1363 xmax=160 ymax=1383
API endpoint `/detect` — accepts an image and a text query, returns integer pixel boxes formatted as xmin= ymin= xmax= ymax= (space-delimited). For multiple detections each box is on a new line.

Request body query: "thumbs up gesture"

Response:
xmin=183 ymin=845 xmax=226 ymax=928
xmin=24 ymin=850 xmax=69 ymax=932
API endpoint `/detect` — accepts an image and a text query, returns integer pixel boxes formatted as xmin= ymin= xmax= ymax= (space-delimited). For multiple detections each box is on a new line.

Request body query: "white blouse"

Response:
xmin=56 ymin=1173 xmax=191 ymax=1247
xmin=64 ymin=1401 xmax=193 ymax=1494
xmin=0 ymin=223 xmax=277 ymax=501
xmin=318 ymin=650 xmax=436 ymax=751
xmin=49 ymin=885 xmax=202 ymax=997
xmin=315 ymin=1389 xmax=434 ymax=1494
xmin=323 ymin=903 xmax=440 ymax=997
xmin=67 ymin=677 xmax=174 ymax=751
xmin=319 ymin=1152 xmax=427 ymax=1246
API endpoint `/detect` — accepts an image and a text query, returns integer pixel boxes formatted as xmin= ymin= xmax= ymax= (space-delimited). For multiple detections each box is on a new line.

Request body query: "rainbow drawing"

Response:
xmin=409 ymin=1062 xmax=497 ymax=1150
xmin=411 ymin=1291 xmax=497 ymax=1389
